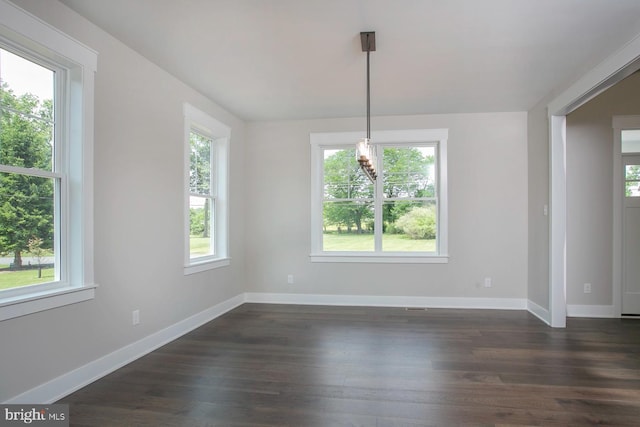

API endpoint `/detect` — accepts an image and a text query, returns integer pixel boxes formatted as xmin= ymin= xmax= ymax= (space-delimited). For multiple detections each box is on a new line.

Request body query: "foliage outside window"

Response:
xmin=0 ymin=0 xmax=97 ymax=321
xmin=189 ymin=130 xmax=215 ymax=258
xmin=183 ymin=103 xmax=229 ymax=274
xmin=625 ymin=164 xmax=640 ymax=197
xmin=310 ymin=129 xmax=448 ymax=263
xmin=0 ymin=48 xmax=58 ymax=292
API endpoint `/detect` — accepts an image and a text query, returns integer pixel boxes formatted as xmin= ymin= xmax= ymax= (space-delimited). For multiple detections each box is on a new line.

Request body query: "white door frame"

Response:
xmin=613 ymin=119 xmax=640 ymax=316
xmin=547 ymin=34 xmax=640 ymax=327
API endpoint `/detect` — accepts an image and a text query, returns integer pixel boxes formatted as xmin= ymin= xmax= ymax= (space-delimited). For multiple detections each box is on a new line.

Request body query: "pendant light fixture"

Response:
xmin=356 ymin=31 xmax=377 ymax=182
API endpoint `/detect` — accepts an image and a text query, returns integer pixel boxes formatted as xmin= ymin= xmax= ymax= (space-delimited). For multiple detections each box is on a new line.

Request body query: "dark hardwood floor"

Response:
xmin=60 ymin=304 xmax=640 ymax=426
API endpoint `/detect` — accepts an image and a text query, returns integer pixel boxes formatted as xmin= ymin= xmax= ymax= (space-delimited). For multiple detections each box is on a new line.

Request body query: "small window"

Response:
xmin=310 ymin=129 xmax=448 ymax=263
xmin=183 ymin=103 xmax=230 ymax=274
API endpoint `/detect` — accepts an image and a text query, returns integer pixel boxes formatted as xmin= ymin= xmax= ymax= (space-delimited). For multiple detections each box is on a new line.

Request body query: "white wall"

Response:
xmin=0 ymin=0 xmax=246 ymax=402
xmin=566 ymin=72 xmax=640 ymax=307
xmin=245 ymin=112 xmax=528 ymax=300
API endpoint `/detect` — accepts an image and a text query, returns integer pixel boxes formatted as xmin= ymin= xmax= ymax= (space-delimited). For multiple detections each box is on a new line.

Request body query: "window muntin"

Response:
xmin=183 ymin=103 xmax=229 ymax=273
xmin=311 ymin=129 xmax=448 ymax=263
xmin=0 ymin=47 xmax=61 ymax=292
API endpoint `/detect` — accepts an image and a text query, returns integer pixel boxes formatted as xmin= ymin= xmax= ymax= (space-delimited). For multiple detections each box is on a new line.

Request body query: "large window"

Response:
xmin=310 ymin=129 xmax=448 ymax=263
xmin=183 ymin=103 xmax=229 ymax=274
xmin=0 ymin=0 xmax=97 ymax=321
xmin=0 ymin=48 xmax=57 ymax=290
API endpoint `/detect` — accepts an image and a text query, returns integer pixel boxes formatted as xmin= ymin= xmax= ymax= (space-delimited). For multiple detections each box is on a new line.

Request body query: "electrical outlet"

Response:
xmin=583 ymin=283 xmax=592 ymax=294
xmin=287 ymin=274 xmax=294 ymax=284
xmin=483 ymin=277 xmax=492 ymax=288
xmin=132 ymin=309 xmax=140 ymax=325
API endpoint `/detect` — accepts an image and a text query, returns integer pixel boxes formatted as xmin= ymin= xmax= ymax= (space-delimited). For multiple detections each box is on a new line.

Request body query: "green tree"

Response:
xmin=0 ymin=82 xmax=54 ymax=268
xmin=189 ymin=206 xmax=206 ymax=236
xmin=382 ymin=147 xmax=434 ymax=231
xmin=396 ymin=206 xmax=437 ymax=239
xmin=626 ymin=165 xmax=640 ymax=197
xmin=27 ymin=236 xmax=45 ymax=278
xmin=323 ymin=149 xmax=373 ymax=233
xmin=189 ymin=132 xmax=211 ymax=237
xmin=322 ymin=147 xmax=435 ymax=234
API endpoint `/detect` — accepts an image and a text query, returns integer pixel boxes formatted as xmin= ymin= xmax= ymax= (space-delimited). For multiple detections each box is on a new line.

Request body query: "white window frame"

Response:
xmin=310 ymin=129 xmax=448 ymax=263
xmin=183 ymin=103 xmax=230 ymax=275
xmin=0 ymin=0 xmax=97 ymax=321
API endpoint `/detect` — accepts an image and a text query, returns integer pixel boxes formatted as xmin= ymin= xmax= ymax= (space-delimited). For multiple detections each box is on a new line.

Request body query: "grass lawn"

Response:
xmin=190 ymin=233 xmax=435 ymax=253
xmin=323 ymin=232 xmax=435 ymax=252
xmin=0 ymin=268 xmax=55 ymax=290
xmin=190 ymin=236 xmax=211 ymax=255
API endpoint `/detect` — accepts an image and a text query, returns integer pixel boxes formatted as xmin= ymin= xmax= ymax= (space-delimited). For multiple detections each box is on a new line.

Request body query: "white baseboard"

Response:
xmin=566 ymin=304 xmax=615 ymax=318
xmin=244 ymin=292 xmax=527 ymax=310
xmin=5 ymin=293 xmax=245 ymax=404
xmin=527 ymin=299 xmax=551 ymax=325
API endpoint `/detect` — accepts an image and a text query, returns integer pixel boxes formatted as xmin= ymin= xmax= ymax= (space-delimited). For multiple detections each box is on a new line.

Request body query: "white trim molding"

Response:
xmin=527 ymin=299 xmax=551 ymax=325
xmin=309 ymin=254 xmax=448 ymax=264
xmin=0 ymin=285 xmax=97 ymax=322
xmin=5 ymin=294 xmax=244 ymax=404
xmin=549 ymin=115 xmax=568 ymax=328
xmin=566 ymin=304 xmax=615 ymax=318
xmin=245 ymin=292 xmax=527 ymax=310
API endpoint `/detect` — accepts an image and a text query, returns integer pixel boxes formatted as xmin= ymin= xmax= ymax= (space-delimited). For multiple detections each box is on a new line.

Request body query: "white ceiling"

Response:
xmin=59 ymin=0 xmax=640 ymax=121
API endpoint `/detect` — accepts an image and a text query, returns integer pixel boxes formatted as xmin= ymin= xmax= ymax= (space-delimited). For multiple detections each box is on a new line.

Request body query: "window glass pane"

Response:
xmin=383 ymin=200 xmax=436 ymax=252
xmin=323 ymin=148 xmax=373 ymax=199
xmin=383 ymin=146 xmax=435 ymax=198
xmin=322 ymin=201 xmax=374 ymax=251
xmin=625 ymin=165 xmax=640 ymax=197
xmin=0 ymin=49 xmax=54 ymax=100
xmin=625 ymin=164 xmax=640 ymax=180
xmin=626 ymin=181 xmax=640 ymax=197
xmin=622 ymin=130 xmax=640 ymax=154
xmin=0 ymin=49 xmax=54 ymax=171
xmin=189 ymin=131 xmax=212 ymax=195
xmin=189 ymin=196 xmax=213 ymax=258
xmin=0 ymin=172 xmax=56 ymax=290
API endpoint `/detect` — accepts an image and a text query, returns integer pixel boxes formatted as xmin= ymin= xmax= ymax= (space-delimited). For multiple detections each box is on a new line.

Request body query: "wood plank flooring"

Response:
xmin=60 ymin=304 xmax=640 ymax=426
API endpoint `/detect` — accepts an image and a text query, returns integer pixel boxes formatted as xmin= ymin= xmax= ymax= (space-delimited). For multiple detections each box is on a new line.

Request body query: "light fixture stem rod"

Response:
xmin=366 ymin=38 xmax=371 ymax=140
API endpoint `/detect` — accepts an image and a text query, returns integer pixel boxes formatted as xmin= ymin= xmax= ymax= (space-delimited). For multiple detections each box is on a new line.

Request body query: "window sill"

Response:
xmin=310 ymin=253 xmax=449 ymax=264
xmin=184 ymin=257 xmax=231 ymax=275
xmin=0 ymin=284 xmax=97 ymax=322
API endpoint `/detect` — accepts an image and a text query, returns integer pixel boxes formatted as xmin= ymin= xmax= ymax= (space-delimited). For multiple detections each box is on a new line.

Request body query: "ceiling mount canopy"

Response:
xmin=356 ymin=31 xmax=377 ymax=182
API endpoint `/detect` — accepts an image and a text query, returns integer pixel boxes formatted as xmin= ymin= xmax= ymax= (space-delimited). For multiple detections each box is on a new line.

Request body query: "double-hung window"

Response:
xmin=183 ymin=103 xmax=229 ymax=274
xmin=0 ymin=0 xmax=97 ymax=321
xmin=310 ymin=129 xmax=448 ymax=263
